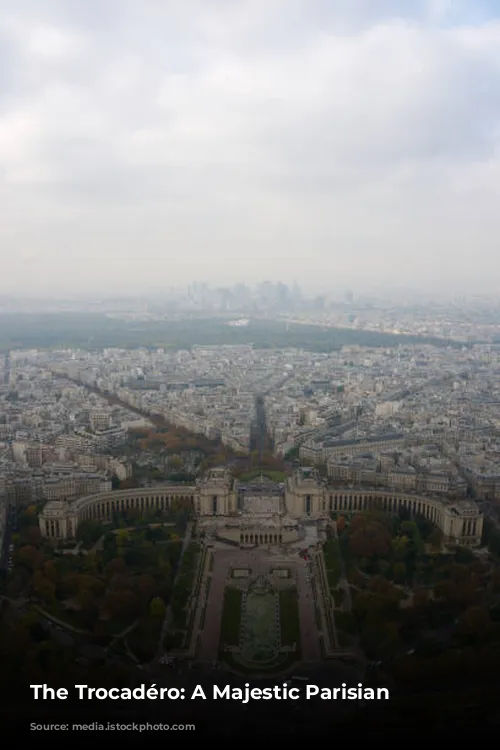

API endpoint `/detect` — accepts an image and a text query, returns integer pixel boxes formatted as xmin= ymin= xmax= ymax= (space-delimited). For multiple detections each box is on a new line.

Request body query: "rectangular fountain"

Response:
xmin=271 ymin=568 xmax=290 ymax=578
xmin=232 ymin=568 xmax=250 ymax=578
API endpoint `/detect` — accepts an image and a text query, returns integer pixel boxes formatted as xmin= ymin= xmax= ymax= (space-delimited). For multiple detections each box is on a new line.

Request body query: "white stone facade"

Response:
xmin=38 ymin=465 xmax=483 ymax=547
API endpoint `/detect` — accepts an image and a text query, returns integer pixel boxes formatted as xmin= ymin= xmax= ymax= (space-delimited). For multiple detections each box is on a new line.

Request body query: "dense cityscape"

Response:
xmin=1 ymin=293 xmax=500 ymax=733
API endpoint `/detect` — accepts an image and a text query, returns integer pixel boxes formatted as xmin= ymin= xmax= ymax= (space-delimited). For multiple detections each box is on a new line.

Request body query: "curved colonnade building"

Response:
xmin=39 ymin=466 xmax=483 ymax=547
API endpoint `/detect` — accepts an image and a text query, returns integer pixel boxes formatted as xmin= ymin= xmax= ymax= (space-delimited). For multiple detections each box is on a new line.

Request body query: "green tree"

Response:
xmin=169 ymin=455 xmax=183 ymax=470
xmin=19 ymin=506 xmax=38 ymax=527
xmin=116 ymin=529 xmax=129 ymax=547
xmin=391 ymin=535 xmax=409 ymax=558
xmin=23 ymin=525 xmax=42 ymax=546
xmin=491 ymin=567 xmax=500 ymax=592
xmin=76 ymin=520 xmax=102 ymax=548
xmin=393 ymin=562 xmax=407 ymax=584
xmin=125 ymin=507 xmax=142 ymax=524
xmin=149 ymin=596 xmax=166 ymax=618
xmin=401 ymin=520 xmax=417 ymax=534
xmin=428 ymin=528 xmax=443 ymax=551
xmin=158 ymin=557 xmax=172 ymax=577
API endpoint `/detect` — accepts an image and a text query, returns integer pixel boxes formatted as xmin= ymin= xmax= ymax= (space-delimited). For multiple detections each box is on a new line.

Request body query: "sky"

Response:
xmin=1 ymin=0 xmax=500 ymax=297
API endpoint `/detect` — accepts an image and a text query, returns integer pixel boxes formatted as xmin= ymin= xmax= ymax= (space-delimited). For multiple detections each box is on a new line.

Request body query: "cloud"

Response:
xmin=0 ymin=0 xmax=500 ymax=294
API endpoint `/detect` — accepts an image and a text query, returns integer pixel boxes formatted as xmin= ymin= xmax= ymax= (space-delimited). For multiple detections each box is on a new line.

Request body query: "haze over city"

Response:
xmin=1 ymin=0 xmax=500 ymax=295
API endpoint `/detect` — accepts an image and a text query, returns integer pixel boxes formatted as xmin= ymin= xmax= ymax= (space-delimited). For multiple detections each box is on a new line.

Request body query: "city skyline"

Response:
xmin=1 ymin=1 xmax=500 ymax=295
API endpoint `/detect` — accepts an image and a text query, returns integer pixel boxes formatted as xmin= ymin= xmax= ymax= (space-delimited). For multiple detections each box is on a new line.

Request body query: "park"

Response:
xmin=3 ymin=473 xmax=500 ymax=692
xmin=0 ymin=501 xmax=199 ymax=685
xmin=325 ymin=507 xmax=500 ymax=686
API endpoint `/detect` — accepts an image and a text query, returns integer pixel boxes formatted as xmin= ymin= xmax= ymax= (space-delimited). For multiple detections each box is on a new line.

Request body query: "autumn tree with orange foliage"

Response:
xmin=23 ymin=525 xmax=42 ymax=547
xmin=32 ymin=572 xmax=56 ymax=604
xmin=17 ymin=545 xmax=44 ymax=571
xmin=412 ymin=589 xmax=430 ymax=609
xmin=43 ymin=560 xmax=57 ymax=582
xmin=136 ymin=574 xmax=156 ymax=605
xmin=457 ymin=605 xmax=492 ymax=640
xmin=349 ymin=520 xmax=392 ymax=559
xmin=105 ymin=557 xmax=127 ymax=578
xmin=103 ymin=589 xmax=139 ymax=620
xmin=350 ymin=514 xmax=369 ymax=533
xmin=108 ymin=573 xmax=130 ymax=592
xmin=368 ymin=576 xmax=391 ymax=595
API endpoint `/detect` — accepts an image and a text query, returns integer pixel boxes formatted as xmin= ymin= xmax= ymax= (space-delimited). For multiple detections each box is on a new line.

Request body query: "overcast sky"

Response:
xmin=1 ymin=1 xmax=500 ymax=297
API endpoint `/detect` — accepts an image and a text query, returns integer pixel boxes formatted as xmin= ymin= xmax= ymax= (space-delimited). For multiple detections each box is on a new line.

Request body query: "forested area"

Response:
xmin=0 ymin=313 xmax=457 ymax=352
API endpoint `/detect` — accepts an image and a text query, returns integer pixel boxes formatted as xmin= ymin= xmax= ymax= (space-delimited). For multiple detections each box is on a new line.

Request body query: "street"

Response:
xmin=0 ymin=507 xmax=15 ymax=573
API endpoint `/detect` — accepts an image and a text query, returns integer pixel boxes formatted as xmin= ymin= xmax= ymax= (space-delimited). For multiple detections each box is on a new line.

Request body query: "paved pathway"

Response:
xmin=0 ymin=594 xmax=28 ymax=607
xmin=185 ymin=546 xmax=212 ymax=656
xmin=296 ymin=561 xmax=321 ymax=662
xmin=158 ymin=522 xmax=193 ymax=653
xmin=198 ymin=552 xmax=228 ymax=662
xmin=33 ymin=606 xmax=90 ymax=635
xmin=199 ymin=548 xmax=268 ymax=662
xmin=199 ymin=548 xmax=323 ymax=664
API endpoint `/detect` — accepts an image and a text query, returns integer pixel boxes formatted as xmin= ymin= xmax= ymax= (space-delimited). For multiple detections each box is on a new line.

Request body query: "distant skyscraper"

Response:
xmin=3 ymin=351 xmax=10 ymax=385
xmin=292 ymin=281 xmax=302 ymax=302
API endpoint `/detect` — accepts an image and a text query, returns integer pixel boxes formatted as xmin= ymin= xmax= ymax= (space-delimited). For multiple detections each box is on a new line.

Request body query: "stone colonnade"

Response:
xmin=239 ymin=532 xmax=283 ymax=545
xmin=325 ymin=490 xmax=443 ymax=526
xmin=77 ymin=491 xmax=194 ymax=524
xmin=40 ymin=487 xmax=197 ymax=539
